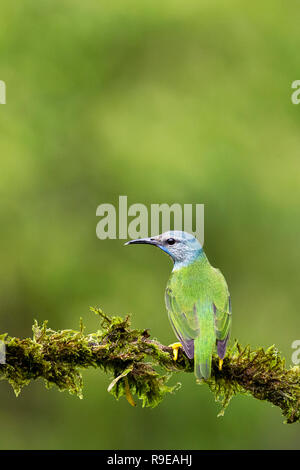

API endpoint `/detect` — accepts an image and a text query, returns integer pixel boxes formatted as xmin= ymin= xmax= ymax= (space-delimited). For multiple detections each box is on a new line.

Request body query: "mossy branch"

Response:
xmin=0 ymin=308 xmax=299 ymax=423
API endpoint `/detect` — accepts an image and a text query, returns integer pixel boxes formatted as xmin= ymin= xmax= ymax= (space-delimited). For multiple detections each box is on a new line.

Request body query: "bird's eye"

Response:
xmin=167 ymin=238 xmax=176 ymax=245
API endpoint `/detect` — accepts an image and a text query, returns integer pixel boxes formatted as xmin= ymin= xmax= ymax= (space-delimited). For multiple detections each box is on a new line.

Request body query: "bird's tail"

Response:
xmin=194 ymin=305 xmax=216 ymax=380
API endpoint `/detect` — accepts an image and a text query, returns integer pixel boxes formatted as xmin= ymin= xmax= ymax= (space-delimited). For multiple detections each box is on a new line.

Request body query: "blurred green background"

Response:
xmin=0 ymin=0 xmax=300 ymax=450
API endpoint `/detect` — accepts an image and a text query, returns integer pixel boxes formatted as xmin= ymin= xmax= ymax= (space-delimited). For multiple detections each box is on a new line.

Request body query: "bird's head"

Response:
xmin=125 ymin=231 xmax=203 ymax=267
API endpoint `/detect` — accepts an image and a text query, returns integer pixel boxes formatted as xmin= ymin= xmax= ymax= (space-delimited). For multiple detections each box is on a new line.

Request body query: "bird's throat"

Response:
xmin=172 ymin=249 xmax=206 ymax=271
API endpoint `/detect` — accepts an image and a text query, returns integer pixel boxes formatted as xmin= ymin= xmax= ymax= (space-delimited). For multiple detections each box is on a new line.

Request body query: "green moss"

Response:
xmin=0 ymin=308 xmax=299 ymax=423
xmin=207 ymin=343 xmax=300 ymax=423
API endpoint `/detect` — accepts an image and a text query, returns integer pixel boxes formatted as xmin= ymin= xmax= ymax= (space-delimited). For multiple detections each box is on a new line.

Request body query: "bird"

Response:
xmin=125 ymin=231 xmax=231 ymax=380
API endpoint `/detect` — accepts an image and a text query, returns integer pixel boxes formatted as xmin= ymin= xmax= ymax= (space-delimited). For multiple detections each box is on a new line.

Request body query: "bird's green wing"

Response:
xmin=165 ymin=266 xmax=232 ymax=378
xmin=165 ymin=285 xmax=199 ymax=359
xmin=166 ymin=285 xmax=216 ymax=378
xmin=213 ymin=295 xmax=231 ymax=341
xmin=212 ymin=269 xmax=232 ymax=358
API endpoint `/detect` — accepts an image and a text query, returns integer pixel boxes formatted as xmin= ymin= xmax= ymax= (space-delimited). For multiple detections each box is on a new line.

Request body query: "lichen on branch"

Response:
xmin=0 ymin=308 xmax=299 ymax=423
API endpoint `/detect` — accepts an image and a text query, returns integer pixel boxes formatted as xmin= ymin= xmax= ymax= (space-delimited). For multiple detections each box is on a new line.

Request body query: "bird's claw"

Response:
xmin=168 ymin=342 xmax=183 ymax=361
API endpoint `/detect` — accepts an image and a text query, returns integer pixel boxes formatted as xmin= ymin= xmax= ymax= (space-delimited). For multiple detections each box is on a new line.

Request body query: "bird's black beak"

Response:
xmin=124 ymin=237 xmax=159 ymax=246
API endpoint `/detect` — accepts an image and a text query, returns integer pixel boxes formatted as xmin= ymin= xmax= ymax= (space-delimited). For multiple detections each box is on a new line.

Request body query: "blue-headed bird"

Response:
xmin=125 ymin=231 xmax=231 ymax=380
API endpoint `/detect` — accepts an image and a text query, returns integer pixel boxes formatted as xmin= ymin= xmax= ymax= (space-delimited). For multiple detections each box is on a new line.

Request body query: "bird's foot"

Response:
xmin=168 ymin=342 xmax=183 ymax=361
xmin=218 ymin=358 xmax=223 ymax=371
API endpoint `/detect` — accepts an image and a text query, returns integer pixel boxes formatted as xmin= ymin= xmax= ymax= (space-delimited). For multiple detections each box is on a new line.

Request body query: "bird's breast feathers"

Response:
xmin=166 ymin=261 xmax=229 ymax=313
